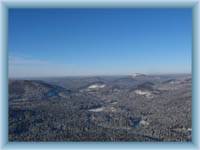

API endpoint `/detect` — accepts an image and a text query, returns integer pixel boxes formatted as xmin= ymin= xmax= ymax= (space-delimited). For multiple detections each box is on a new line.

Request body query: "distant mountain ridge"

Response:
xmin=9 ymin=80 xmax=68 ymax=101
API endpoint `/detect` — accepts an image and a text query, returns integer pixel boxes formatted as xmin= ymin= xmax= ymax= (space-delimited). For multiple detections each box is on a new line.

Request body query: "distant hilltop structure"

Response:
xmin=131 ymin=73 xmax=146 ymax=78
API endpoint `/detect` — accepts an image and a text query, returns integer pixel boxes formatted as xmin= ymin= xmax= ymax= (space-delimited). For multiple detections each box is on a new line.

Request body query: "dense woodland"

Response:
xmin=9 ymin=74 xmax=192 ymax=141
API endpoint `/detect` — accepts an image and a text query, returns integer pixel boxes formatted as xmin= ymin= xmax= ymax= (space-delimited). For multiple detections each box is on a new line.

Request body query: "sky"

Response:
xmin=8 ymin=8 xmax=192 ymax=78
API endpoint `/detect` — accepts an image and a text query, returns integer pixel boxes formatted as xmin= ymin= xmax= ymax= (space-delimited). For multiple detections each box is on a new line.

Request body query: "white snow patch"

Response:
xmin=169 ymin=81 xmax=175 ymax=84
xmin=88 ymin=84 xmax=105 ymax=89
xmin=88 ymin=107 xmax=105 ymax=112
xmin=173 ymin=127 xmax=192 ymax=132
xmin=139 ymin=120 xmax=149 ymax=126
xmin=109 ymin=106 xmax=117 ymax=112
xmin=134 ymin=90 xmax=152 ymax=98
xmin=111 ymin=102 xmax=118 ymax=105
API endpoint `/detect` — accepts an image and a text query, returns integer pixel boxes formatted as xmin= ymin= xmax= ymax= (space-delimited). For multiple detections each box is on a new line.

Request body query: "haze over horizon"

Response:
xmin=8 ymin=8 xmax=192 ymax=78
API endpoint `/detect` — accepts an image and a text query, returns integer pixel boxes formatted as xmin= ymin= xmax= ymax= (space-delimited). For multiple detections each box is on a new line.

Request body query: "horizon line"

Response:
xmin=8 ymin=72 xmax=192 ymax=79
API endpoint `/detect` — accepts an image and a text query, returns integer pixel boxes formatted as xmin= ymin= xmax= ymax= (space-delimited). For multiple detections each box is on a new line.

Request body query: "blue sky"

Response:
xmin=8 ymin=8 xmax=192 ymax=78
